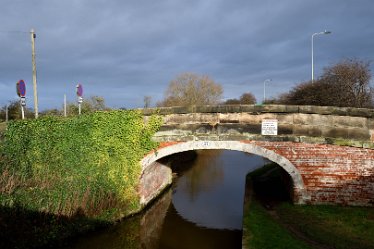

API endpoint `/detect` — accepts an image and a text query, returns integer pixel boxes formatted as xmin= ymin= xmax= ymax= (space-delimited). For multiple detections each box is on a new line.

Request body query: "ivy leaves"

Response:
xmin=0 ymin=110 xmax=162 ymax=219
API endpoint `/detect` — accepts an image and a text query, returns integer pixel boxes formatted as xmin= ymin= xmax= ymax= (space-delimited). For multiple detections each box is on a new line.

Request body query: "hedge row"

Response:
xmin=0 ymin=110 xmax=161 ymax=220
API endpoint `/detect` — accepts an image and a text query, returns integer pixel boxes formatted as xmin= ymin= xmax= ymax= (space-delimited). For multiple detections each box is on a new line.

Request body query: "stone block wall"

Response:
xmin=143 ymin=104 xmax=374 ymax=146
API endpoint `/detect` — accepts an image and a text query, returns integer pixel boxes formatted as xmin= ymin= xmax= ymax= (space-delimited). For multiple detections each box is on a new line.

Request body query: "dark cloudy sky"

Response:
xmin=1 ymin=0 xmax=373 ymax=110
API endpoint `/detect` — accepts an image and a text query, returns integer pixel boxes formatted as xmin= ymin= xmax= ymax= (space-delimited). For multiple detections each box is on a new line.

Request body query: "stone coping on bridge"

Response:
xmin=151 ymin=134 xmax=374 ymax=149
xmin=140 ymin=104 xmax=374 ymax=118
xmin=141 ymin=104 xmax=374 ymax=147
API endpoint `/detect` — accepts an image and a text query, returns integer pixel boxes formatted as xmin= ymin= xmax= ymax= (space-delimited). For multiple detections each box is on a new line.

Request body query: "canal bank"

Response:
xmin=56 ymin=150 xmax=264 ymax=249
xmin=2 ymin=149 xmax=373 ymax=249
xmin=242 ymin=164 xmax=374 ymax=249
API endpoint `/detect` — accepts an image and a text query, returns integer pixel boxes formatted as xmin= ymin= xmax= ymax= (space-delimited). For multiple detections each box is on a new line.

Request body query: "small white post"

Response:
xmin=5 ymin=105 xmax=8 ymax=122
xmin=78 ymin=102 xmax=81 ymax=115
xmin=64 ymin=94 xmax=67 ymax=117
xmin=20 ymin=97 xmax=26 ymax=120
xmin=21 ymin=106 xmax=25 ymax=120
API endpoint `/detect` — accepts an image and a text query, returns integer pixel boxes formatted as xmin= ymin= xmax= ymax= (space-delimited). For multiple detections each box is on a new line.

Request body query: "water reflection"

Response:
xmin=63 ymin=150 xmax=267 ymax=249
xmin=175 ymin=150 xmax=225 ymax=201
xmin=173 ymin=150 xmax=265 ymax=230
xmin=158 ymin=203 xmax=242 ymax=249
xmin=64 ymin=189 xmax=172 ymax=249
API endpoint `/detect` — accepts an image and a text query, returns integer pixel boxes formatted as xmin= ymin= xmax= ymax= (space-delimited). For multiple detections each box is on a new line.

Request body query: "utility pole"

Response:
xmin=30 ymin=28 xmax=39 ymax=119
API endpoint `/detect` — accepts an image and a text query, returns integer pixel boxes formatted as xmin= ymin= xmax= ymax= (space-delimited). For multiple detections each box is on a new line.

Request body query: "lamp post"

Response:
xmin=311 ymin=30 xmax=331 ymax=82
xmin=263 ymin=78 xmax=272 ymax=104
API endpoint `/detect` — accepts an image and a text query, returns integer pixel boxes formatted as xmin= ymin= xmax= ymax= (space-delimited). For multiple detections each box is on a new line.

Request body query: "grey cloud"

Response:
xmin=1 ymin=0 xmax=374 ymax=110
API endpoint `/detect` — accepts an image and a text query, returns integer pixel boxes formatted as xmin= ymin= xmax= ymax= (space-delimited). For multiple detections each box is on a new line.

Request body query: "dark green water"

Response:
xmin=64 ymin=150 xmax=267 ymax=249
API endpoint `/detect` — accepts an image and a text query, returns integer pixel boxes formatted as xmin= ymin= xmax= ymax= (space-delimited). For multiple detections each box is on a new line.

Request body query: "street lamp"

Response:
xmin=263 ymin=78 xmax=272 ymax=104
xmin=311 ymin=30 xmax=331 ymax=82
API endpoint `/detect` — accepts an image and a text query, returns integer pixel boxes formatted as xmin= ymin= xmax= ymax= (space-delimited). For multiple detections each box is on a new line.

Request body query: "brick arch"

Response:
xmin=140 ymin=141 xmax=310 ymax=206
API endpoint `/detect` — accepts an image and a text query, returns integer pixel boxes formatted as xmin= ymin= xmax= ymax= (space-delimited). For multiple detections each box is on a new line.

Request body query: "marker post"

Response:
xmin=16 ymin=80 xmax=27 ymax=120
xmin=20 ymin=97 xmax=26 ymax=119
xmin=76 ymin=84 xmax=83 ymax=115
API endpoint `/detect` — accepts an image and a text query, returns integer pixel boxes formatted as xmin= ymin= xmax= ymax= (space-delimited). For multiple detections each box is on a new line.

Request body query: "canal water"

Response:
xmin=64 ymin=150 xmax=267 ymax=249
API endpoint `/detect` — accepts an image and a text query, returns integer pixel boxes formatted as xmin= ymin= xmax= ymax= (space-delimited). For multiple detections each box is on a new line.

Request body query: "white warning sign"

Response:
xmin=261 ymin=119 xmax=278 ymax=135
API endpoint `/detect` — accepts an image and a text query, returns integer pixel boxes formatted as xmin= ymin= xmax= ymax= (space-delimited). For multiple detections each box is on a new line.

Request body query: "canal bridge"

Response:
xmin=139 ymin=105 xmax=374 ymax=208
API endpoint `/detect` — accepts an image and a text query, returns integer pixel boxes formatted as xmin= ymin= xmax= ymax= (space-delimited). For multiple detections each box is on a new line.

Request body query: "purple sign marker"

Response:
xmin=17 ymin=80 xmax=26 ymax=97
xmin=76 ymin=84 xmax=83 ymax=97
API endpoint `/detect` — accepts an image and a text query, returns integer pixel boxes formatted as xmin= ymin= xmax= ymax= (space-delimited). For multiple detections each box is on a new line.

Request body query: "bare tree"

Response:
xmin=223 ymin=92 xmax=256 ymax=105
xmin=143 ymin=96 xmax=152 ymax=108
xmin=65 ymin=96 xmax=110 ymax=116
xmin=0 ymin=100 xmax=33 ymax=121
xmin=274 ymin=59 xmax=372 ymax=108
xmin=320 ymin=59 xmax=372 ymax=107
xmin=239 ymin=93 xmax=256 ymax=104
xmin=224 ymin=98 xmax=241 ymax=105
xmin=157 ymin=73 xmax=223 ymax=107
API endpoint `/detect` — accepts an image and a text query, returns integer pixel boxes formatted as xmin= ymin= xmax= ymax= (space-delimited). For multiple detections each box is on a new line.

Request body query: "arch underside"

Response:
xmin=141 ymin=140 xmax=310 ymax=205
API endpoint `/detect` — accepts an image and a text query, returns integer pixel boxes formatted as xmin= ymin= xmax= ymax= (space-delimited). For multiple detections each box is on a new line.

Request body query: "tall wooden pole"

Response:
xmin=30 ymin=28 xmax=39 ymax=119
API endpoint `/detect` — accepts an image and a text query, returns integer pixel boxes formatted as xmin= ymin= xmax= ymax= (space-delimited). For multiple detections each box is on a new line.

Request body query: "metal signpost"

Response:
xmin=76 ymin=84 xmax=83 ymax=115
xmin=16 ymin=80 xmax=27 ymax=119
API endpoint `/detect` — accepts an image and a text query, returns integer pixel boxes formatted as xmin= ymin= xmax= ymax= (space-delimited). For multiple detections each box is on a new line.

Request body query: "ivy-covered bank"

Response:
xmin=0 ymin=110 xmax=162 ymax=220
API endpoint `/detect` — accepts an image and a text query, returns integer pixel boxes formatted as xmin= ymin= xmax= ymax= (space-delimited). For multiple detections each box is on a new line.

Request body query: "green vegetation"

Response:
xmin=243 ymin=164 xmax=311 ymax=249
xmin=243 ymin=164 xmax=374 ymax=249
xmin=243 ymin=200 xmax=312 ymax=249
xmin=0 ymin=110 xmax=162 ymax=219
xmin=0 ymin=122 xmax=6 ymax=135
xmin=245 ymin=200 xmax=374 ymax=249
xmin=277 ymin=203 xmax=374 ymax=249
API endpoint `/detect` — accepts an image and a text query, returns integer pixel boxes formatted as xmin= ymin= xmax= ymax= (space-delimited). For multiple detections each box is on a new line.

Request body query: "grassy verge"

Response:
xmin=243 ymin=164 xmax=374 ymax=249
xmin=276 ymin=203 xmax=374 ymax=249
xmin=243 ymin=199 xmax=312 ymax=249
xmin=0 ymin=122 xmax=6 ymax=139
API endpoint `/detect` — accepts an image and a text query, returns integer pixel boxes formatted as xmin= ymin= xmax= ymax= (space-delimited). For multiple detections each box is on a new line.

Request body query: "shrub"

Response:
xmin=0 ymin=110 xmax=161 ymax=220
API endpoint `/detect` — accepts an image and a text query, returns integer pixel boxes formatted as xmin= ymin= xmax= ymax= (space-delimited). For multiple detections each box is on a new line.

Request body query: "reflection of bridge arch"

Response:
xmin=140 ymin=140 xmax=309 ymax=206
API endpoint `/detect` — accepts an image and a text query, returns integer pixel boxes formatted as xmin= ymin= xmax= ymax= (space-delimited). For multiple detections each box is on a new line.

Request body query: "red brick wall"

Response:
xmin=144 ymin=141 xmax=374 ymax=206
xmin=248 ymin=141 xmax=374 ymax=206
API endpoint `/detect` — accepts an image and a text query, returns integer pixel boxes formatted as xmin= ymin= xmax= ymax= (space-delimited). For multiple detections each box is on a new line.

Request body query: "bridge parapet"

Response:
xmin=138 ymin=105 xmax=374 ymax=209
xmin=141 ymin=105 xmax=374 ymax=148
xmin=142 ymin=104 xmax=374 ymax=117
